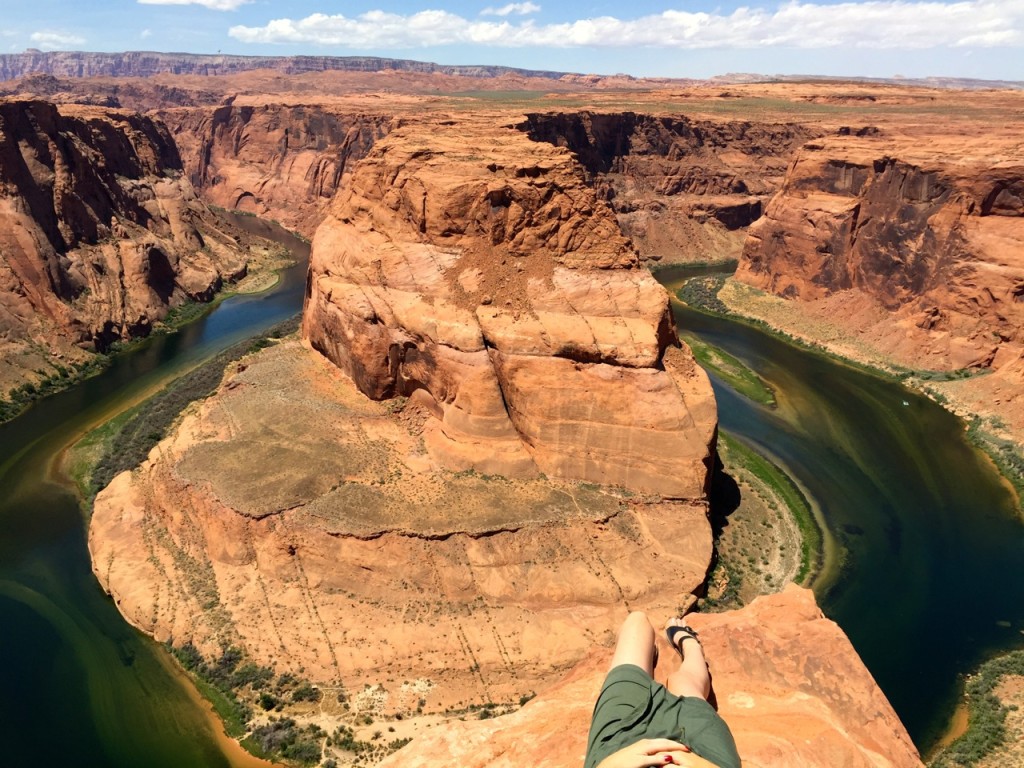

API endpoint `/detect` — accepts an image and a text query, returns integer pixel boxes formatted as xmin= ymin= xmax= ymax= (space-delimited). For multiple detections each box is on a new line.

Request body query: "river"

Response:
xmin=659 ymin=265 xmax=1024 ymax=751
xmin=0 ymin=247 xmax=1020 ymax=761
xmin=0 ymin=216 xmax=308 ymax=767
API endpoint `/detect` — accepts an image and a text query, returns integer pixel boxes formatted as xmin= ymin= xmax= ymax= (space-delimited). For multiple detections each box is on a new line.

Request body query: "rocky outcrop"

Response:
xmin=158 ymin=105 xmax=391 ymax=237
xmin=737 ymin=137 xmax=1024 ymax=371
xmin=90 ymin=339 xmax=714 ymax=708
xmin=375 ymin=586 xmax=923 ymax=768
xmin=0 ymin=98 xmax=248 ymax=393
xmin=303 ymin=116 xmax=717 ymax=498
xmin=518 ymin=112 xmax=818 ymax=264
xmin=0 ymin=51 xmax=574 ymax=83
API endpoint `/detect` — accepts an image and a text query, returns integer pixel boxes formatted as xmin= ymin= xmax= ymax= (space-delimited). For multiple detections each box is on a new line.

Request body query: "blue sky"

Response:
xmin=5 ymin=0 xmax=1024 ymax=80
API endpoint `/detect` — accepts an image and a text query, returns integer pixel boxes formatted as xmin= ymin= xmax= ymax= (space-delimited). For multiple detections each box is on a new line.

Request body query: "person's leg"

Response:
xmin=664 ymin=617 xmax=711 ymax=700
xmin=608 ymin=611 xmax=657 ymax=675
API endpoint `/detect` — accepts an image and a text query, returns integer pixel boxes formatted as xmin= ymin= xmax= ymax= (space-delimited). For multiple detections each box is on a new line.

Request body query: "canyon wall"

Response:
xmin=518 ymin=111 xmax=817 ymax=264
xmin=737 ymin=136 xmax=1024 ymax=372
xmin=303 ymin=115 xmax=717 ymax=497
xmin=0 ymin=98 xmax=249 ymax=394
xmin=0 ymin=51 xmax=572 ymax=82
xmin=158 ymin=105 xmax=391 ymax=237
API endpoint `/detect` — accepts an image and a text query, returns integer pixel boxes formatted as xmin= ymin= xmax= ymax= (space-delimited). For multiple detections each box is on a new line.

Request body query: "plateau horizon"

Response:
xmin=5 ymin=0 xmax=1024 ymax=81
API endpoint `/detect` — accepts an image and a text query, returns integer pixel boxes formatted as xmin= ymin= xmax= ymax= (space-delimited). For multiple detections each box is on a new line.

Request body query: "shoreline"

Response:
xmin=718 ymin=278 xmax=1024 ymax=508
xmin=679 ymin=274 xmax=1024 ymax=512
xmin=155 ymin=641 xmax=278 ymax=768
xmin=673 ymin=270 xmax=1024 ymax=763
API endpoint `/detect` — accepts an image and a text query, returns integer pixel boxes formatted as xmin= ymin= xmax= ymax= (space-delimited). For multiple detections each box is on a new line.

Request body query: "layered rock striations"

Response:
xmin=737 ymin=136 xmax=1024 ymax=372
xmin=91 ymin=114 xmax=720 ymax=713
xmin=518 ymin=111 xmax=817 ymax=264
xmin=303 ymin=116 xmax=718 ymax=498
xmin=0 ymin=98 xmax=248 ymax=393
xmin=90 ymin=339 xmax=716 ymax=709
xmin=159 ymin=105 xmax=391 ymax=237
xmin=376 ymin=586 xmax=923 ymax=768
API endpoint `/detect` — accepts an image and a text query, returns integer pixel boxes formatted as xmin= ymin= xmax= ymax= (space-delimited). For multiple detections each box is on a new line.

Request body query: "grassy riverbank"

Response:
xmin=702 ymin=430 xmax=825 ymax=611
xmin=66 ymin=317 xmax=300 ymax=507
xmin=930 ymin=650 xmax=1024 ymax=767
xmin=680 ymin=332 xmax=776 ymax=407
xmin=677 ymin=274 xmax=1024 ymax=511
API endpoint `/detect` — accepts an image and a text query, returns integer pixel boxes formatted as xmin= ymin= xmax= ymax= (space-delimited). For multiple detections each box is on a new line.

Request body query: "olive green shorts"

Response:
xmin=584 ymin=664 xmax=741 ymax=768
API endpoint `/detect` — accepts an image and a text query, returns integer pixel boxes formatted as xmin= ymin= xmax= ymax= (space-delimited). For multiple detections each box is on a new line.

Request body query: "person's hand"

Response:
xmin=595 ymin=738 xmax=691 ymax=768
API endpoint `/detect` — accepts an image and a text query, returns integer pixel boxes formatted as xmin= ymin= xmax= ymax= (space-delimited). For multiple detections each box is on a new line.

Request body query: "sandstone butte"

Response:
xmin=303 ymin=116 xmax=716 ymax=497
xmin=87 ymin=101 xmax=925 ymax=767
xmin=0 ymin=98 xmax=252 ymax=394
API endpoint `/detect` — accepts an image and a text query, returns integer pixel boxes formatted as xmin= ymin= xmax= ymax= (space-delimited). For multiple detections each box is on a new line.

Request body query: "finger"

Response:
xmin=636 ymin=738 xmax=691 ymax=754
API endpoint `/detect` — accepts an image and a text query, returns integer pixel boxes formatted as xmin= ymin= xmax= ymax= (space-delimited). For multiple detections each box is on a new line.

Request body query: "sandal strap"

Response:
xmin=666 ymin=624 xmax=700 ymax=649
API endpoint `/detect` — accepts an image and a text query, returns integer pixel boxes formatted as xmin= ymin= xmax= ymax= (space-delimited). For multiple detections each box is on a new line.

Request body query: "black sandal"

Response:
xmin=666 ymin=623 xmax=700 ymax=655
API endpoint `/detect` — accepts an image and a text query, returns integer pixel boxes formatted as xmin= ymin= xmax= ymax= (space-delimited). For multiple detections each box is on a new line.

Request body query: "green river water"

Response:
xmin=0 ymin=247 xmax=1020 ymax=763
xmin=660 ymin=265 xmax=1024 ymax=752
xmin=0 ymin=217 xmax=307 ymax=767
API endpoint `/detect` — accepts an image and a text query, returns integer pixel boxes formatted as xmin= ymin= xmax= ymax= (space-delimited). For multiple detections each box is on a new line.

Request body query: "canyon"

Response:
xmin=5 ymin=59 xmax=1023 ymax=766
xmin=0 ymin=97 xmax=269 ymax=397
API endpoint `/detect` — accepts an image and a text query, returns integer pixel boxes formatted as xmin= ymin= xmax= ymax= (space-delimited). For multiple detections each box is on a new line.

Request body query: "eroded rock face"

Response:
xmin=159 ymin=105 xmax=392 ymax=237
xmin=303 ymin=117 xmax=717 ymax=498
xmin=518 ymin=112 xmax=818 ymax=264
xmin=0 ymin=98 xmax=248 ymax=392
xmin=737 ymin=137 xmax=1024 ymax=371
xmin=89 ymin=340 xmax=714 ymax=708
xmin=376 ymin=586 xmax=924 ymax=768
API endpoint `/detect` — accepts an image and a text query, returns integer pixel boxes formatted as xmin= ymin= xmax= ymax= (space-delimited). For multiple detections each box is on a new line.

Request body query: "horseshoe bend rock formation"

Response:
xmin=89 ymin=339 xmax=715 ymax=708
xmin=376 ymin=586 xmax=923 ymax=768
xmin=737 ymin=134 xmax=1024 ymax=373
xmin=0 ymin=98 xmax=249 ymax=393
xmin=303 ymin=116 xmax=717 ymax=498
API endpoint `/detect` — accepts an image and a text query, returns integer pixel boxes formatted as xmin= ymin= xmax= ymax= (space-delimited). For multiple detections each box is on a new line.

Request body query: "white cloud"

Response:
xmin=229 ymin=1 xmax=1024 ymax=49
xmin=141 ymin=28 xmax=153 ymax=39
xmin=137 ymin=0 xmax=251 ymax=10
xmin=481 ymin=2 xmax=541 ymax=16
xmin=29 ymin=31 xmax=86 ymax=50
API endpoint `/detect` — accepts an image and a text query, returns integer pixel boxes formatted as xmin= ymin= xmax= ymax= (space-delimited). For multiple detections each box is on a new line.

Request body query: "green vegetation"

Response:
xmin=158 ymin=298 xmax=216 ymax=331
xmin=70 ymin=315 xmax=300 ymax=507
xmin=675 ymin=274 xmax=730 ymax=314
xmin=966 ymin=416 xmax=1024 ymax=507
xmin=0 ymin=357 xmax=108 ymax=424
xmin=170 ymin=641 xmax=338 ymax=765
xmin=931 ymin=650 xmax=1024 ymax=767
xmin=680 ymin=332 xmax=775 ymax=407
xmin=328 ymin=724 xmax=411 ymax=764
xmin=245 ymin=718 xmax=326 ymax=765
xmin=168 ymin=644 xmax=260 ymax=738
xmin=720 ymin=431 xmax=822 ymax=584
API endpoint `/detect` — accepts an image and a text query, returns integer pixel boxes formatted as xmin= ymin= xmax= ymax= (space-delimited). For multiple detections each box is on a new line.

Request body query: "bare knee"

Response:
xmin=622 ymin=611 xmax=650 ymax=629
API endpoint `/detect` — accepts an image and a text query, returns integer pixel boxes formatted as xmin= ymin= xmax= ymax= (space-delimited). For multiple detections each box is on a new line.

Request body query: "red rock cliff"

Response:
xmin=0 ymin=99 xmax=248 ymax=392
xmin=518 ymin=111 xmax=817 ymax=264
xmin=159 ymin=104 xmax=392 ymax=236
xmin=737 ymin=136 xmax=1024 ymax=371
xmin=303 ymin=115 xmax=717 ymax=498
